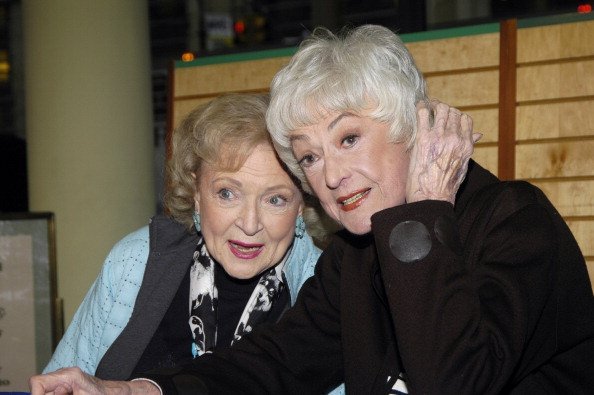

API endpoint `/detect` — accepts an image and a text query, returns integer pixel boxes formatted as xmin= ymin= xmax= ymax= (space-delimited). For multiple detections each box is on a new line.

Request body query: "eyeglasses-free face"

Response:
xmin=194 ymin=143 xmax=303 ymax=280
xmin=290 ymin=109 xmax=409 ymax=235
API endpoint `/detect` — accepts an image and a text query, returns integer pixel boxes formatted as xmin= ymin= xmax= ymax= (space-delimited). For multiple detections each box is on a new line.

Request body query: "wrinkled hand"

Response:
xmin=29 ymin=367 xmax=159 ymax=395
xmin=406 ymin=99 xmax=481 ymax=205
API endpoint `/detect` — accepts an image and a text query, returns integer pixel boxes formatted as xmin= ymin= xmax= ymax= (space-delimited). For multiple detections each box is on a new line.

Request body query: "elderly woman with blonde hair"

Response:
xmin=41 ymin=93 xmax=338 ymax=387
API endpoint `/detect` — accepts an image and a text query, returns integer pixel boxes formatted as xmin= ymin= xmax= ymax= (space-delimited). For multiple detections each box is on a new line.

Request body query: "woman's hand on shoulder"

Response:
xmin=406 ymin=99 xmax=481 ymax=205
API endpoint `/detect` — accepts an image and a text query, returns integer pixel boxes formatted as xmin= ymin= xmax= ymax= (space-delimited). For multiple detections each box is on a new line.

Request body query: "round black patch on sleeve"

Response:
xmin=389 ymin=220 xmax=432 ymax=263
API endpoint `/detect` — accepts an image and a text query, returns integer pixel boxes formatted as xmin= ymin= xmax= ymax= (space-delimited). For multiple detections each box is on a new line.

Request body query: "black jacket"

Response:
xmin=141 ymin=161 xmax=594 ymax=394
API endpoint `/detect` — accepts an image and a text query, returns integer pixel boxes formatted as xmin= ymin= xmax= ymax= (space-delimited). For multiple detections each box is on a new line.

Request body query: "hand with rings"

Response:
xmin=406 ymin=99 xmax=482 ymax=205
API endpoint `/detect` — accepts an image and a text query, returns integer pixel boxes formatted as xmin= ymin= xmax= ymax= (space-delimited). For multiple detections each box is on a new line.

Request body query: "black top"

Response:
xmin=214 ymin=262 xmax=262 ymax=347
xmin=137 ymin=161 xmax=594 ymax=394
xmin=131 ymin=260 xmax=289 ymax=377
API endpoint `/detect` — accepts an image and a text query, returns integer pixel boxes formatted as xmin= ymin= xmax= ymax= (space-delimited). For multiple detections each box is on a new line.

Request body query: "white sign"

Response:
xmin=0 ymin=235 xmax=37 ymax=390
xmin=204 ymin=12 xmax=234 ymax=51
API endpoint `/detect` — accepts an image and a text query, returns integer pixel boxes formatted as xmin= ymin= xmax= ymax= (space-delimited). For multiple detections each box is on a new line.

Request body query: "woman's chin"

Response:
xmin=343 ymin=221 xmax=372 ymax=235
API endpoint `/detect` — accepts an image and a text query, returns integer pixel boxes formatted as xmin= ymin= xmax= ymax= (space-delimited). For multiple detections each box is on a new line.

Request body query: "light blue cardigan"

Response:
xmin=44 ymin=217 xmax=344 ymax=394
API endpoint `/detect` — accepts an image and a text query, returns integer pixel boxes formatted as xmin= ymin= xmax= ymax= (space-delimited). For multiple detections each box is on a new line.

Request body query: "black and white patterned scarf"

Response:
xmin=188 ymin=235 xmax=286 ymax=358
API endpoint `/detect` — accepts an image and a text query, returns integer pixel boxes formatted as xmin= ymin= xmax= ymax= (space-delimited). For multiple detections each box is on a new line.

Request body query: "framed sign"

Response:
xmin=0 ymin=212 xmax=61 ymax=391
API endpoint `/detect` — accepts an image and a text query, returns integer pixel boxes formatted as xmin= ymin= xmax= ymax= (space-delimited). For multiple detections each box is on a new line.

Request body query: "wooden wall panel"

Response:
xmin=587 ymin=260 xmax=594 ymax=287
xmin=516 ymin=100 xmax=594 ymax=140
xmin=532 ymin=180 xmax=594 ymax=217
xmin=174 ymin=57 xmax=290 ymax=97
xmin=516 ymin=18 xmax=594 ymax=289
xmin=517 ymin=60 xmax=594 ymax=102
xmin=464 ymin=108 xmax=499 ymax=143
xmin=408 ymin=33 xmax=500 ymax=72
xmin=466 ymin=108 xmax=499 ymax=143
xmin=515 ymin=140 xmax=594 ymax=179
xmin=426 ymin=70 xmax=499 ymax=107
xmin=567 ymin=220 xmax=594 ymax=257
xmin=472 ymin=145 xmax=498 ymax=176
xmin=517 ymin=20 xmax=594 ymax=63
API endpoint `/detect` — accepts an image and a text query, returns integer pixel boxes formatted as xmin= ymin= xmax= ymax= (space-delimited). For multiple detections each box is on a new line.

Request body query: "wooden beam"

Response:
xmin=498 ymin=19 xmax=517 ymax=180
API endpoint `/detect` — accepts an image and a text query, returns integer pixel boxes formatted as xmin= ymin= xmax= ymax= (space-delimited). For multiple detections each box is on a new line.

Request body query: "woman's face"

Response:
xmin=290 ymin=109 xmax=409 ymax=235
xmin=194 ymin=143 xmax=303 ymax=280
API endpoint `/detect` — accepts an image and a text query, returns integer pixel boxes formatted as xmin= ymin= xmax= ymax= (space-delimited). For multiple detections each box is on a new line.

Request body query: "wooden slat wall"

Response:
xmin=170 ymin=17 xmax=594 ymax=288
xmin=516 ymin=19 xmax=594 ymax=285
xmin=172 ymin=57 xmax=291 ymax=128
xmin=407 ymin=33 xmax=501 ymax=176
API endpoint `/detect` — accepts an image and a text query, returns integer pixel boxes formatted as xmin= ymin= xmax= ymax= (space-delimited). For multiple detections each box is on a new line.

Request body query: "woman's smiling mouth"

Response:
xmin=228 ymin=240 xmax=264 ymax=259
xmin=337 ymin=189 xmax=370 ymax=212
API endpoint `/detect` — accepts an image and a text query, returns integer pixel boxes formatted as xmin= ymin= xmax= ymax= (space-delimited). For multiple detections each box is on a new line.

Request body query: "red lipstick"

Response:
xmin=337 ymin=189 xmax=370 ymax=212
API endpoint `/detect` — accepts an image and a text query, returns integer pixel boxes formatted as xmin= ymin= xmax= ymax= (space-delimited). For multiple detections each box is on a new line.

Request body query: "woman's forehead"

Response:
xmin=289 ymin=108 xmax=377 ymax=135
xmin=210 ymin=140 xmax=268 ymax=169
xmin=206 ymin=144 xmax=297 ymax=182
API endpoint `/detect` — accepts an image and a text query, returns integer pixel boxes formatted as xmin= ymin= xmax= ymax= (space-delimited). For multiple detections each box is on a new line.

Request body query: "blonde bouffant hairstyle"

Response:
xmin=163 ymin=93 xmax=334 ymax=244
xmin=164 ymin=93 xmax=274 ymax=229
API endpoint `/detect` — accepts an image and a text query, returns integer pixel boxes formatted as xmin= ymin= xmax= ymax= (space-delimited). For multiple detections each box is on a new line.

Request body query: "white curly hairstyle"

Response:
xmin=266 ymin=24 xmax=428 ymax=193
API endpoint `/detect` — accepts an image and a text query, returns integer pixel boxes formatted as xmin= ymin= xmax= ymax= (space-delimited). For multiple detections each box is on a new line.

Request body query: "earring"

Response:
xmin=192 ymin=212 xmax=201 ymax=232
xmin=295 ymin=215 xmax=305 ymax=239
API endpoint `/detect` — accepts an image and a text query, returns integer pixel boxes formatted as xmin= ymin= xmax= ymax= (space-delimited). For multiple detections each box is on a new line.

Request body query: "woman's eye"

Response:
xmin=268 ymin=194 xmax=288 ymax=207
xmin=342 ymin=134 xmax=358 ymax=147
xmin=298 ymin=154 xmax=316 ymax=168
xmin=217 ymin=188 xmax=234 ymax=200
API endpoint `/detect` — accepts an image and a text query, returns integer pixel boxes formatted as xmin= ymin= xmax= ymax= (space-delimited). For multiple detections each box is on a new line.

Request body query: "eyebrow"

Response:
xmin=328 ymin=112 xmax=356 ymax=130
xmin=289 ymin=111 xmax=357 ymax=143
xmin=211 ymin=176 xmax=296 ymax=193
xmin=289 ymin=134 xmax=308 ymax=143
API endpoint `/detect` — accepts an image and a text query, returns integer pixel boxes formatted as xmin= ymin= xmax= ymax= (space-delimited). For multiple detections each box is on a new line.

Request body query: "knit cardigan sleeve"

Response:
xmin=43 ymin=226 xmax=150 ymax=374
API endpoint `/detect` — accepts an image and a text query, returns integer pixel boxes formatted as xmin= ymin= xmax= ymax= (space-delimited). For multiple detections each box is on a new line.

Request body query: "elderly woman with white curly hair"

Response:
xmin=31 ymin=24 xmax=594 ymax=395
